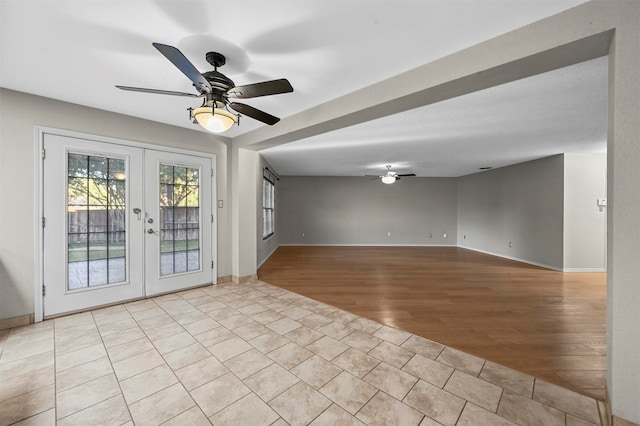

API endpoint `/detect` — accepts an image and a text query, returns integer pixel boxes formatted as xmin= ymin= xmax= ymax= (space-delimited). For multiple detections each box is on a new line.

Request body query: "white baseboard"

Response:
xmin=258 ymin=244 xmax=280 ymax=268
xmin=451 ymin=245 xmax=565 ymax=271
xmin=562 ymin=267 xmax=607 ymax=273
xmin=458 ymin=246 xmax=606 ymax=272
xmin=271 ymin=244 xmax=605 ymax=273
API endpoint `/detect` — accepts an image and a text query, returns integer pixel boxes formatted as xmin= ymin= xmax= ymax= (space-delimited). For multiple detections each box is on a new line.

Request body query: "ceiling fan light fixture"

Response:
xmin=381 ymin=175 xmax=396 ymax=184
xmin=193 ymin=107 xmax=237 ymax=133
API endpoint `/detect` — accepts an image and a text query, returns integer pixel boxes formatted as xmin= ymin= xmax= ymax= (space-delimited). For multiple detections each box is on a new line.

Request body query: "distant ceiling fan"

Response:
xmin=116 ymin=43 xmax=293 ymax=133
xmin=366 ymin=165 xmax=416 ymax=184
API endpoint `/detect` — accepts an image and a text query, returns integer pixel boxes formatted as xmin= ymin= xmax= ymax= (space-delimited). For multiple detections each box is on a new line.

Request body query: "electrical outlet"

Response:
xmin=509 ymin=241 xmax=512 ymax=248
xmin=443 ymin=233 xmax=447 ymax=238
xmin=302 ymin=233 xmax=305 ymax=237
xmin=387 ymin=232 xmax=391 ymax=237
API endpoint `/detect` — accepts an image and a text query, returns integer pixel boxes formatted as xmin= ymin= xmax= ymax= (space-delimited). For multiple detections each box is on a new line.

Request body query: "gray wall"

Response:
xmin=277 ymin=176 xmax=457 ymax=245
xmin=0 ymin=88 xmax=230 ymax=321
xmin=564 ymin=153 xmax=607 ymax=271
xmin=457 ymin=155 xmax=565 ymax=270
xmin=273 ymin=155 xmax=605 ymax=274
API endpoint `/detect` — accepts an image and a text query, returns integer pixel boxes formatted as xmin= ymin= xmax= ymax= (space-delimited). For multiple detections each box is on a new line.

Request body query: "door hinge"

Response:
xmin=42 ymin=285 xmax=46 ymax=296
xmin=211 ymin=261 xmax=215 ymax=269
xmin=42 ymin=148 xmax=46 ymax=159
xmin=211 ymin=169 xmax=214 ymax=177
xmin=42 ymin=217 xmax=46 ymax=227
xmin=211 ymin=214 xmax=214 ymax=223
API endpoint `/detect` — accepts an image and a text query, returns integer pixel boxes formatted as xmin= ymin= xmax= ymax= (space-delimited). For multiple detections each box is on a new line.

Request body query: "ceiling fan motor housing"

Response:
xmin=202 ymin=70 xmax=235 ymax=93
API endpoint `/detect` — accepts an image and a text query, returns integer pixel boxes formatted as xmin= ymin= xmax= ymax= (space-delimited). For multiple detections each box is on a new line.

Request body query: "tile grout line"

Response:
xmin=90 ymin=306 xmax=136 ymax=425
xmin=454 ymin=400 xmax=468 ymax=425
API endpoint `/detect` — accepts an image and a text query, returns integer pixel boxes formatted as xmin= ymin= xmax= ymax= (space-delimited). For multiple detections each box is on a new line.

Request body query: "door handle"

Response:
xmin=133 ymin=208 xmax=142 ymax=220
xmin=147 ymin=229 xmax=156 ymax=234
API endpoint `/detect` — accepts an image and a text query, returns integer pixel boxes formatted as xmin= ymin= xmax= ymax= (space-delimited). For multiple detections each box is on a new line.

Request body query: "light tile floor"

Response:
xmin=0 ymin=280 xmax=604 ymax=426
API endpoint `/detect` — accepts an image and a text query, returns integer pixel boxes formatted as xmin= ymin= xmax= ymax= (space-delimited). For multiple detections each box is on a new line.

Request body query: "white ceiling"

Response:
xmin=262 ymin=57 xmax=608 ymax=177
xmin=0 ymin=0 xmax=606 ymax=177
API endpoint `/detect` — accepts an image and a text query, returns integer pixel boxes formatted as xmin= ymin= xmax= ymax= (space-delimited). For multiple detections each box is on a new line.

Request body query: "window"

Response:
xmin=262 ymin=173 xmax=275 ymax=239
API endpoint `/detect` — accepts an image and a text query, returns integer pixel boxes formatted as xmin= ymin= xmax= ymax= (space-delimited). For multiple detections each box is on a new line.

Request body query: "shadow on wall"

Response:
xmin=0 ymin=257 xmax=32 ymax=322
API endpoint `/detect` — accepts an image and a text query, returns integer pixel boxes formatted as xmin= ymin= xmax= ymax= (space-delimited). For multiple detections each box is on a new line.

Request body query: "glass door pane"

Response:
xmin=67 ymin=153 xmax=127 ymax=290
xmin=159 ymin=164 xmax=201 ymax=276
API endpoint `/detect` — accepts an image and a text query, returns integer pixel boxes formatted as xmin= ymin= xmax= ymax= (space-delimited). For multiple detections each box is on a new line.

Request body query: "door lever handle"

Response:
xmin=133 ymin=208 xmax=142 ymax=220
xmin=147 ymin=229 xmax=156 ymax=234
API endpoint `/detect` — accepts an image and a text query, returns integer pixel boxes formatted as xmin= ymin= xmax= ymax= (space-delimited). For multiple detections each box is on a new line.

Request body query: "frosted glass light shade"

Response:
xmin=381 ymin=175 xmax=396 ymax=184
xmin=193 ymin=107 xmax=237 ymax=133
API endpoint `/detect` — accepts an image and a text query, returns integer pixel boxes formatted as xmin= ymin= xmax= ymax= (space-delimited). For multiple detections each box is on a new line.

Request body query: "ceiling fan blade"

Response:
xmin=116 ymin=85 xmax=201 ymax=97
xmin=229 ymin=102 xmax=280 ymax=125
xmin=364 ymin=175 xmax=381 ymax=177
xmin=397 ymin=173 xmax=417 ymax=177
xmin=152 ymin=42 xmax=212 ymax=94
xmin=228 ymin=79 xmax=293 ymax=99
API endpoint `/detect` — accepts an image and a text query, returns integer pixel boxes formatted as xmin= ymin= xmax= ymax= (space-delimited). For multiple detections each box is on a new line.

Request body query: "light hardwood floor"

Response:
xmin=258 ymin=246 xmax=607 ymax=401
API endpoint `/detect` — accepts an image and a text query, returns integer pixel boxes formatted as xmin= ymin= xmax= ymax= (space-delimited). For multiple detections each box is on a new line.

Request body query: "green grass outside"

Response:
xmin=68 ymin=240 xmax=198 ymax=261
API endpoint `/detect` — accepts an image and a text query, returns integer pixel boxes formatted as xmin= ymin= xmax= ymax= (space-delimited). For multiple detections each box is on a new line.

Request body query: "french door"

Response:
xmin=143 ymin=150 xmax=212 ymax=296
xmin=42 ymin=133 xmax=214 ymax=317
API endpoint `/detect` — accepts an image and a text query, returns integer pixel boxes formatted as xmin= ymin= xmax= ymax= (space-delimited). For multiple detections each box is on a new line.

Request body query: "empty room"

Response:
xmin=1 ymin=1 xmax=638 ymax=425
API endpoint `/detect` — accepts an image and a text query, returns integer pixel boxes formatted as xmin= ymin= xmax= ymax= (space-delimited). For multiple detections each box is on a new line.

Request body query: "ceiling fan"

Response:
xmin=366 ymin=165 xmax=416 ymax=184
xmin=116 ymin=43 xmax=293 ymax=133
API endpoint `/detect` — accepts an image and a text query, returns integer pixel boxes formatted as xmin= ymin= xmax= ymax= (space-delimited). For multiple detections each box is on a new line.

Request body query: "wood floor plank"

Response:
xmin=258 ymin=246 xmax=606 ymax=400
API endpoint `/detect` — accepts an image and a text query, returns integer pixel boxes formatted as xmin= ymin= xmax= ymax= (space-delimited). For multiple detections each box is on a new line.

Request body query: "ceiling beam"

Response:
xmin=232 ymin=1 xmax=613 ymax=152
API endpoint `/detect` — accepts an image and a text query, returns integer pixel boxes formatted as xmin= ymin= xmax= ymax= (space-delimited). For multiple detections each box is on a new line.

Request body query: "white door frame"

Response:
xmin=34 ymin=126 xmax=218 ymax=321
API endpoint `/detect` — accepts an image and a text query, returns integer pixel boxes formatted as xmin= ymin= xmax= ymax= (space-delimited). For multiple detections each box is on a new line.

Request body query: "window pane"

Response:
xmin=108 ymin=233 xmax=125 ymax=259
xmin=161 ymin=231 xmax=175 ymax=253
xmin=160 ymin=164 xmax=174 ymax=183
xmin=187 ymin=187 xmax=199 ymax=207
xmin=88 ymin=178 xmax=108 ymax=206
xmin=68 ymin=233 xmax=88 ymax=262
xmin=68 ymin=207 xmax=88 ymax=234
xmin=68 ymin=177 xmax=88 ymax=205
xmin=108 ymin=181 xmax=126 ymax=206
xmin=108 ymin=208 xmax=126 ymax=232
xmin=109 ymin=158 xmax=126 ymax=180
xmin=187 ymin=229 xmax=199 ymax=246
xmin=186 ymin=207 xmax=199 ymax=227
xmin=174 ymin=251 xmax=187 ymax=274
xmin=174 ymin=184 xmax=188 ymax=207
xmin=160 ymin=184 xmax=172 ymax=207
xmin=68 ymin=154 xmax=88 ymax=177
xmin=89 ymin=156 xmax=108 ymax=179
xmin=89 ymin=209 xmax=107 ymax=233
xmin=187 ymin=168 xmax=199 ymax=185
xmin=88 ymin=233 xmax=108 ymax=286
